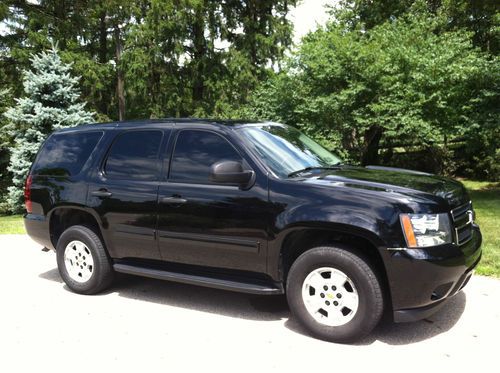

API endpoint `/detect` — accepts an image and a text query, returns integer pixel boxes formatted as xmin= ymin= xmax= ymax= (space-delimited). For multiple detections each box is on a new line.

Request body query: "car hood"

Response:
xmin=298 ymin=165 xmax=469 ymax=209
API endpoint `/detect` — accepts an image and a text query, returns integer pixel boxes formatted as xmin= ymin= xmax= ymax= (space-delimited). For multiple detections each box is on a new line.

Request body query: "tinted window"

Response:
xmin=170 ymin=130 xmax=242 ymax=183
xmin=34 ymin=131 xmax=103 ymax=176
xmin=105 ymin=130 xmax=162 ymax=180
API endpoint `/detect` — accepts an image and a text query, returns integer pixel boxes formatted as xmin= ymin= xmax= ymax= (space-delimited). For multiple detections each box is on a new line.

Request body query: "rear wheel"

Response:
xmin=286 ymin=245 xmax=384 ymax=343
xmin=56 ymin=225 xmax=114 ymax=294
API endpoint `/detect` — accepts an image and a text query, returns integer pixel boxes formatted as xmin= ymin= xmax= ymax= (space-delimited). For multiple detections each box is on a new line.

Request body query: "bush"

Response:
xmin=242 ymin=10 xmax=499 ymax=179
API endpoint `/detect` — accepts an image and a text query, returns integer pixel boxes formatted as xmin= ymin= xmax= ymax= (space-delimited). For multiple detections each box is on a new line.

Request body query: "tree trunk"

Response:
xmin=55 ymin=0 xmax=67 ymax=49
xmin=192 ymin=6 xmax=206 ymax=106
xmin=244 ymin=0 xmax=258 ymax=67
xmin=98 ymin=10 xmax=108 ymax=115
xmin=361 ymin=126 xmax=383 ymax=165
xmin=98 ymin=11 xmax=107 ymax=64
xmin=114 ymin=25 xmax=125 ymax=121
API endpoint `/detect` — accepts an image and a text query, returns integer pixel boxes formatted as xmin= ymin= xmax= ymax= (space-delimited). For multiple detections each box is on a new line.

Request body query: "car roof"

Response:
xmin=55 ymin=118 xmax=265 ymax=133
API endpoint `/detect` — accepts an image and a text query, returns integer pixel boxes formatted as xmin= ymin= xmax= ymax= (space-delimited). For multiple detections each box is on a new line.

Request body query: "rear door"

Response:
xmin=87 ymin=129 xmax=170 ymax=260
xmin=156 ymin=128 xmax=270 ymax=273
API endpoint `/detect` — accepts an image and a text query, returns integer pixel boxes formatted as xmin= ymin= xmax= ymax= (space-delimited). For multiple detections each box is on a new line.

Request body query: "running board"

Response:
xmin=113 ymin=263 xmax=283 ymax=295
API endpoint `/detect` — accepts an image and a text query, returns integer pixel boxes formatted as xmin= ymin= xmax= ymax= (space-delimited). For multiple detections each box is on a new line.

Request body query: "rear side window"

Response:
xmin=34 ymin=131 xmax=103 ymax=176
xmin=104 ymin=130 xmax=163 ymax=180
xmin=169 ymin=130 xmax=243 ymax=183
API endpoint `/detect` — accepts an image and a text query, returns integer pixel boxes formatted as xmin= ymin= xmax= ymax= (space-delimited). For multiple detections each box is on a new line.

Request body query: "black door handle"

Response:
xmin=91 ymin=190 xmax=113 ymax=198
xmin=161 ymin=196 xmax=187 ymax=204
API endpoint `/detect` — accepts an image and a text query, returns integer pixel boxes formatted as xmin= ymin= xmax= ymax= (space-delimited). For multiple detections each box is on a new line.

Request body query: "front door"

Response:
xmin=157 ymin=129 xmax=270 ymax=273
xmin=88 ymin=129 xmax=168 ymax=260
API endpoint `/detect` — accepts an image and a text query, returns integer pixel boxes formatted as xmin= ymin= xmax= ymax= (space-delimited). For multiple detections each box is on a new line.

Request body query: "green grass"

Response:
xmin=461 ymin=180 xmax=500 ymax=277
xmin=0 ymin=180 xmax=498 ymax=276
xmin=0 ymin=214 xmax=25 ymax=234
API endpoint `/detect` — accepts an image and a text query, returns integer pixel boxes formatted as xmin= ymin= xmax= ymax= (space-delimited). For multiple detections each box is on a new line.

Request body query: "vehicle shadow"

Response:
xmin=370 ymin=291 xmax=466 ymax=345
xmin=285 ymin=291 xmax=467 ymax=345
xmin=39 ymin=269 xmax=289 ymax=321
xmin=39 ymin=268 xmax=466 ymax=344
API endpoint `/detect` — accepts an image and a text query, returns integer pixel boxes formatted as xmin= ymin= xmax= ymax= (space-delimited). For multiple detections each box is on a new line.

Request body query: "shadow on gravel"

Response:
xmin=39 ymin=268 xmax=63 ymax=282
xmin=39 ymin=269 xmax=289 ymax=321
xmin=110 ymin=274 xmax=291 ymax=321
xmin=285 ymin=291 xmax=466 ymax=345
xmin=39 ymin=268 xmax=466 ymax=343
xmin=368 ymin=291 xmax=466 ymax=345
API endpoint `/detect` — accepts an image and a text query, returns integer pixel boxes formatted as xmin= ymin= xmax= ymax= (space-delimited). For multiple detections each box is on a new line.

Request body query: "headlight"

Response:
xmin=400 ymin=213 xmax=452 ymax=248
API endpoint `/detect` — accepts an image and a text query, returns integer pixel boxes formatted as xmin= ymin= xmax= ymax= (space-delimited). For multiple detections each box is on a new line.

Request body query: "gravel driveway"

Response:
xmin=1 ymin=234 xmax=498 ymax=372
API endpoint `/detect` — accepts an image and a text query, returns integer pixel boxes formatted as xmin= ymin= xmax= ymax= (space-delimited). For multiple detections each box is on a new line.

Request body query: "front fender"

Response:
xmin=274 ymin=204 xmax=389 ymax=247
xmin=267 ymin=179 xmax=408 ymax=280
xmin=272 ymin=195 xmax=404 ymax=248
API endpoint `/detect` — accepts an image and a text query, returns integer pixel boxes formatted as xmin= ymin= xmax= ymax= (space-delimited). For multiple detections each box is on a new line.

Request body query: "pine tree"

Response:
xmin=3 ymin=45 xmax=93 ymax=212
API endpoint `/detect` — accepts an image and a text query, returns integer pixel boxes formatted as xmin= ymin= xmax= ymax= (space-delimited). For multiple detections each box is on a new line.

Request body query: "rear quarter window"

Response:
xmin=104 ymin=130 xmax=163 ymax=181
xmin=33 ymin=131 xmax=103 ymax=177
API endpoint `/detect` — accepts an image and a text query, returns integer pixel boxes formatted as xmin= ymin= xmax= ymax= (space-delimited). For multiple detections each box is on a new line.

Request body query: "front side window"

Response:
xmin=105 ymin=130 xmax=163 ymax=180
xmin=237 ymin=124 xmax=341 ymax=178
xmin=169 ymin=130 xmax=243 ymax=183
xmin=34 ymin=131 xmax=103 ymax=177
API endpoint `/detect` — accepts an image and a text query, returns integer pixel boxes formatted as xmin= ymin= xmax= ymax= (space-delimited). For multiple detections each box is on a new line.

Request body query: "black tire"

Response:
xmin=286 ymin=245 xmax=384 ymax=343
xmin=56 ymin=225 xmax=114 ymax=295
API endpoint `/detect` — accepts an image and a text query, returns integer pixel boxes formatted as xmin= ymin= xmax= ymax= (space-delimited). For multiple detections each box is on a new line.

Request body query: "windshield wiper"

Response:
xmin=287 ymin=166 xmax=340 ymax=178
xmin=332 ymin=161 xmax=352 ymax=166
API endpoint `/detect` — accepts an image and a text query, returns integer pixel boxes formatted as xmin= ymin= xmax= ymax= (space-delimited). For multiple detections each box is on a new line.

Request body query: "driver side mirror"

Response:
xmin=209 ymin=161 xmax=254 ymax=187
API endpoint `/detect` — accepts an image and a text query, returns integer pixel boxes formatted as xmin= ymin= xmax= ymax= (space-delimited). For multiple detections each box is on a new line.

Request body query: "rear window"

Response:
xmin=33 ymin=131 xmax=103 ymax=176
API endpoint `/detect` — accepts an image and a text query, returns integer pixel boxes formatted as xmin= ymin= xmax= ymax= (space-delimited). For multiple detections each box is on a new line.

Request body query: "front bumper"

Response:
xmin=385 ymin=224 xmax=482 ymax=323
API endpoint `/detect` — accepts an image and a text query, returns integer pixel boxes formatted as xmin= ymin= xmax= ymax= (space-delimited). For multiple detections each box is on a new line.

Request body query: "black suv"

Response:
xmin=24 ymin=119 xmax=482 ymax=342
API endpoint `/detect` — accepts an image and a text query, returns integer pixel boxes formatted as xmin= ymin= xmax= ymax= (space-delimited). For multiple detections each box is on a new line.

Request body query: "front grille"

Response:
xmin=450 ymin=201 xmax=474 ymax=245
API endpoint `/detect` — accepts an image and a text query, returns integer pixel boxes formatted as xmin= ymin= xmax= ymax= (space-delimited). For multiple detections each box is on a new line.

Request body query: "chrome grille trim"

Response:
xmin=450 ymin=201 xmax=473 ymax=245
xmin=450 ymin=201 xmax=472 ymax=221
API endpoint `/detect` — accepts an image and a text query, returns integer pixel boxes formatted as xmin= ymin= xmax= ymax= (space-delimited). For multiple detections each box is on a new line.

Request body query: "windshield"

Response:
xmin=237 ymin=124 xmax=341 ymax=178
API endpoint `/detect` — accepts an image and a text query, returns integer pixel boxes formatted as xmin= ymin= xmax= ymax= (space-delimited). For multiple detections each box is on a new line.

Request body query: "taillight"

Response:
xmin=24 ymin=175 xmax=33 ymax=213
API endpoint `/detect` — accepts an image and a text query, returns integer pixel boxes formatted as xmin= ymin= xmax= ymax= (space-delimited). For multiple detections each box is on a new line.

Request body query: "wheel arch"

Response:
xmin=277 ymin=224 xmax=392 ymax=310
xmin=48 ymin=206 xmax=106 ymax=251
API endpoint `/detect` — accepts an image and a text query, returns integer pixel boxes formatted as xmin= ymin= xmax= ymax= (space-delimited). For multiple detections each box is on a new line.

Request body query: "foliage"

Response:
xmin=0 ymin=0 xmax=296 ymax=120
xmin=0 ymin=0 xmax=297 ymax=206
xmin=2 ymin=46 xmax=93 ymax=212
xmin=242 ymin=9 xmax=499 ymax=177
xmin=0 ymin=0 xmax=498 ymax=192
xmin=335 ymin=0 xmax=500 ymax=55
xmin=0 ymin=88 xmax=14 ymax=213
xmin=121 ymin=0 xmax=295 ymax=119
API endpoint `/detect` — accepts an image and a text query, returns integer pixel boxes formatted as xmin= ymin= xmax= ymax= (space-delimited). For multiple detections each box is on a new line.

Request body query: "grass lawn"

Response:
xmin=462 ymin=180 xmax=500 ymax=277
xmin=0 ymin=180 xmax=498 ymax=276
xmin=0 ymin=214 xmax=25 ymax=234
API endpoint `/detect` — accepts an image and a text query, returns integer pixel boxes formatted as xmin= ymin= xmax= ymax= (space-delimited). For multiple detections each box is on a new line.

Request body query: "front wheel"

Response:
xmin=286 ymin=245 xmax=384 ymax=343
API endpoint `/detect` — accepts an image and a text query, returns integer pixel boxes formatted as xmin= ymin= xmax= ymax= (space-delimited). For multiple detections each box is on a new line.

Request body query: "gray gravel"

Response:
xmin=1 ymin=234 xmax=498 ymax=372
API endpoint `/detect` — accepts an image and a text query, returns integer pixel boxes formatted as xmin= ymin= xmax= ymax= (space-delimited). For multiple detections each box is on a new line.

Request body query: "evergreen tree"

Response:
xmin=3 ymin=45 xmax=93 ymax=212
